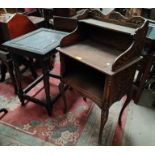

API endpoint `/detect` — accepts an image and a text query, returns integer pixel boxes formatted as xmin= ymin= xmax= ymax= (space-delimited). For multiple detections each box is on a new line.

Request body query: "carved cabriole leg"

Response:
xmin=118 ymin=91 xmax=132 ymax=126
xmin=0 ymin=108 xmax=8 ymax=114
xmin=41 ymin=57 xmax=52 ymax=116
xmin=98 ymin=106 xmax=109 ymax=145
xmin=59 ymin=82 xmax=67 ymax=113
xmin=98 ymin=76 xmax=111 ymax=145
xmin=11 ymin=54 xmax=25 ymax=105
xmin=0 ymin=108 xmax=8 ymax=119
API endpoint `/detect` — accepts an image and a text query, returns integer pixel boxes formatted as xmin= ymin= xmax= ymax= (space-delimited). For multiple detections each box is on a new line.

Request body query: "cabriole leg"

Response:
xmin=118 ymin=94 xmax=131 ymax=126
xmin=98 ymin=108 xmax=109 ymax=145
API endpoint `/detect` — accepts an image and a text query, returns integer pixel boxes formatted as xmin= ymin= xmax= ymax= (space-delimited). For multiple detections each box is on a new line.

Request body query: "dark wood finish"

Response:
xmin=53 ymin=8 xmax=77 ymax=17
xmin=134 ymin=21 xmax=155 ymax=103
xmin=28 ymin=16 xmax=45 ymax=28
xmin=53 ymin=9 xmax=88 ymax=32
xmin=0 ymin=49 xmax=17 ymax=92
xmin=141 ymin=8 xmax=152 ymax=19
xmin=150 ymin=9 xmax=155 ymax=20
xmin=58 ymin=9 xmax=148 ymax=145
xmin=3 ymin=28 xmax=68 ymax=115
xmin=0 ymin=108 xmax=8 ymax=119
xmin=37 ymin=8 xmax=53 ymax=28
xmin=59 ymin=82 xmax=67 ymax=113
xmin=0 ymin=108 xmax=7 ymax=114
xmin=53 ymin=16 xmax=77 ymax=32
xmin=114 ymin=10 xmax=155 ymax=104
xmin=0 ymin=14 xmax=35 ymax=93
xmin=0 ymin=13 xmax=45 ymax=92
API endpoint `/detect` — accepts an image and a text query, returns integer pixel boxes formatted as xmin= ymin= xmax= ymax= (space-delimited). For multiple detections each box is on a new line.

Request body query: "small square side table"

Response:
xmin=3 ymin=28 xmax=68 ymax=116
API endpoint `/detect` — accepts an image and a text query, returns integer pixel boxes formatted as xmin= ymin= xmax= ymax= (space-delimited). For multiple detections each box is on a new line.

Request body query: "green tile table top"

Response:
xmin=3 ymin=28 xmax=68 ymax=57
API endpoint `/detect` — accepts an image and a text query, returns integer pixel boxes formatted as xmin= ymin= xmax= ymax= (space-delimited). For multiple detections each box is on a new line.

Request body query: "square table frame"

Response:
xmin=3 ymin=28 xmax=68 ymax=116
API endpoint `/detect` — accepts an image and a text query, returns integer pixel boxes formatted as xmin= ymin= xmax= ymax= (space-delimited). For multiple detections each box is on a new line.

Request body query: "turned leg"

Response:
xmin=98 ymin=108 xmax=109 ymax=145
xmin=11 ymin=54 xmax=25 ymax=105
xmin=42 ymin=58 xmax=52 ymax=116
xmin=59 ymin=82 xmax=67 ymax=113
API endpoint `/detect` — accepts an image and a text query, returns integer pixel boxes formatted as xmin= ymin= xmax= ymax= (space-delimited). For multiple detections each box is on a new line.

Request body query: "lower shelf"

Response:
xmin=63 ymin=65 xmax=105 ymax=107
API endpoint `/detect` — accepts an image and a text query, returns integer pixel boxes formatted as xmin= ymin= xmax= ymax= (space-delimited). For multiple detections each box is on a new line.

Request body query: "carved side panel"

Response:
xmin=109 ymin=63 xmax=137 ymax=105
xmin=60 ymin=28 xmax=83 ymax=47
xmin=112 ymin=20 xmax=148 ymax=71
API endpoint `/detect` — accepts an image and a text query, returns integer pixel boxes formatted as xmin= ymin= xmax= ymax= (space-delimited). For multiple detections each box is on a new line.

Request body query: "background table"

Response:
xmin=4 ymin=28 xmax=68 ymax=116
xmin=134 ymin=21 xmax=155 ymax=103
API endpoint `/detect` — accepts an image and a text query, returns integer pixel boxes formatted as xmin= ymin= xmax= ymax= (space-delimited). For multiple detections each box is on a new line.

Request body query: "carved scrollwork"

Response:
xmin=112 ymin=20 xmax=148 ymax=71
xmin=78 ymin=9 xmax=146 ymax=29
xmin=108 ymin=11 xmax=127 ymax=21
xmin=75 ymin=9 xmax=90 ymax=20
xmin=75 ymin=8 xmax=146 ymax=28
xmin=127 ymin=16 xmax=145 ymax=27
xmin=90 ymin=9 xmax=106 ymax=19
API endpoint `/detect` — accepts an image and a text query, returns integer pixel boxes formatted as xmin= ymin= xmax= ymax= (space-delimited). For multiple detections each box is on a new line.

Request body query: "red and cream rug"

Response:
xmin=0 ymin=56 xmax=128 ymax=146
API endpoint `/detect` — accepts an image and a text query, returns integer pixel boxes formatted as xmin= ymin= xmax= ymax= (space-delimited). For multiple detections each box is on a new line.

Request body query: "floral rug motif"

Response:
xmin=0 ymin=86 xmax=93 ymax=146
xmin=0 ymin=58 xmax=95 ymax=145
xmin=0 ymin=56 xmax=127 ymax=146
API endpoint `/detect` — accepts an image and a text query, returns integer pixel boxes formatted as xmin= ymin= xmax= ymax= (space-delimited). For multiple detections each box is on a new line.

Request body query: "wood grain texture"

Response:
xmin=59 ymin=39 xmax=121 ymax=75
xmin=58 ymin=9 xmax=147 ymax=145
xmin=79 ymin=18 xmax=136 ymax=35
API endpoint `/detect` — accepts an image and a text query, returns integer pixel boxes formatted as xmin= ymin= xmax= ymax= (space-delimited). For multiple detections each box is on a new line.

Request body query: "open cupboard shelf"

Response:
xmin=58 ymin=9 xmax=148 ymax=144
xmin=60 ymin=39 xmax=122 ymax=75
xmin=61 ymin=55 xmax=105 ymax=107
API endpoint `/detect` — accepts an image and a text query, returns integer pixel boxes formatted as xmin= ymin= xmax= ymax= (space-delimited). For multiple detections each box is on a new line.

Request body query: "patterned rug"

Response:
xmin=0 ymin=55 xmax=127 ymax=146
